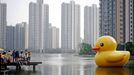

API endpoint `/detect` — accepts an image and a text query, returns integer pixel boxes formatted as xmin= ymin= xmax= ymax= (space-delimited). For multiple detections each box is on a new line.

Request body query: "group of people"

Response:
xmin=0 ymin=50 xmax=31 ymax=64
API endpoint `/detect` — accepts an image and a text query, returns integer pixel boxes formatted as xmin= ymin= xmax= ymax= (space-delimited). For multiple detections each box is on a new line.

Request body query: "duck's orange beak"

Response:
xmin=92 ymin=46 xmax=100 ymax=52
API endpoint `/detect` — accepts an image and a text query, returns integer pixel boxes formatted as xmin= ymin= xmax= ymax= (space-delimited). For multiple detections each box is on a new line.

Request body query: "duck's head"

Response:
xmin=92 ymin=36 xmax=117 ymax=52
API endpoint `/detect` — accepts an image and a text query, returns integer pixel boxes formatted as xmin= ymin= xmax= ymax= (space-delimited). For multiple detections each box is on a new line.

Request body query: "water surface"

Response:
xmin=2 ymin=53 xmax=134 ymax=75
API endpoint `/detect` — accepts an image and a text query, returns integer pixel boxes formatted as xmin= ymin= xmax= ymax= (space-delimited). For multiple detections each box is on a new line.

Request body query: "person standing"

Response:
xmin=27 ymin=51 xmax=31 ymax=62
xmin=0 ymin=53 xmax=3 ymax=64
xmin=25 ymin=50 xmax=28 ymax=61
xmin=15 ymin=50 xmax=19 ymax=62
xmin=20 ymin=51 xmax=24 ymax=60
xmin=12 ymin=50 xmax=16 ymax=62
xmin=7 ymin=51 xmax=12 ymax=63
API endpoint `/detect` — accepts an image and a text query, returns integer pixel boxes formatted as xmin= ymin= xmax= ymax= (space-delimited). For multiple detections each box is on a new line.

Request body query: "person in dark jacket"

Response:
xmin=15 ymin=50 xmax=19 ymax=62
xmin=12 ymin=50 xmax=16 ymax=62
xmin=0 ymin=53 xmax=3 ymax=64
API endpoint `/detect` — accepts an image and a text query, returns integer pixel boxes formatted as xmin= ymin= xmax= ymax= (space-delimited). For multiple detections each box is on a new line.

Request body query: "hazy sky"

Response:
xmin=1 ymin=0 xmax=99 ymax=38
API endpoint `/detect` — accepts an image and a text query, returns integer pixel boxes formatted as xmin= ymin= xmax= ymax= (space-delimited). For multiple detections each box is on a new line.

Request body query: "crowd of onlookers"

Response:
xmin=0 ymin=50 xmax=31 ymax=64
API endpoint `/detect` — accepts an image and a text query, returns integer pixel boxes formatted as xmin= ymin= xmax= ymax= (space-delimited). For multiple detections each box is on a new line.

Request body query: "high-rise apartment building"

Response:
xmin=48 ymin=25 xmax=59 ymax=49
xmin=100 ymin=0 xmax=116 ymax=38
xmin=23 ymin=22 xmax=29 ymax=49
xmin=0 ymin=2 xmax=6 ymax=49
xmin=47 ymin=24 xmax=52 ymax=49
xmin=125 ymin=0 xmax=134 ymax=42
xmin=14 ymin=23 xmax=25 ymax=50
xmin=29 ymin=0 xmax=49 ymax=51
xmin=61 ymin=1 xmax=80 ymax=50
xmin=116 ymin=0 xmax=125 ymax=43
xmin=6 ymin=22 xmax=27 ymax=51
xmin=6 ymin=26 xmax=15 ymax=50
xmin=84 ymin=4 xmax=99 ymax=46
xmin=51 ymin=26 xmax=59 ymax=49
xmin=100 ymin=0 xmax=134 ymax=43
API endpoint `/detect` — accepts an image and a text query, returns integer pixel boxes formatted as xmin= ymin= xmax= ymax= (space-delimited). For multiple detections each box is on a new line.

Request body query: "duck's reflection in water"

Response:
xmin=95 ymin=67 xmax=129 ymax=75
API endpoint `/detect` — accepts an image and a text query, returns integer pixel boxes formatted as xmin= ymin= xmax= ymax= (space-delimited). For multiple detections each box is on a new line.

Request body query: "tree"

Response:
xmin=125 ymin=42 xmax=134 ymax=55
xmin=79 ymin=43 xmax=93 ymax=55
xmin=117 ymin=43 xmax=125 ymax=50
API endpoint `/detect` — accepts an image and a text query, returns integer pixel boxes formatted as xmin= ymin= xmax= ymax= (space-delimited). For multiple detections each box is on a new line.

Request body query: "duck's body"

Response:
xmin=92 ymin=36 xmax=130 ymax=67
xmin=95 ymin=51 xmax=130 ymax=66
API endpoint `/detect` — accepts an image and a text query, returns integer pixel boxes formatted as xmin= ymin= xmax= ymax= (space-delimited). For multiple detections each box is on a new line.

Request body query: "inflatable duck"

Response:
xmin=92 ymin=36 xmax=130 ymax=67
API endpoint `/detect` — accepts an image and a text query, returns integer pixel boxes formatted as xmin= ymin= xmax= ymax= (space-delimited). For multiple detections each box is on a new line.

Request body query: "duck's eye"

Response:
xmin=100 ymin=43 xmax=104 ymax=47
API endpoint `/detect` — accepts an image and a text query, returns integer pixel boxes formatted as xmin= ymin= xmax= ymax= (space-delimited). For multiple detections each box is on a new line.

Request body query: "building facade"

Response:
xmin=6 ymin=26 xmax=15 ymax=50
xmin=61 ymin=1 xmax=80 ymax=50
xmin=29 ymin=0 xmax=49 ymax=51
xmin=23 ymin=22 xmax=29 ymax=49
xmin=47 ymin=25 xmax=59 ymax=49
xmin=100 ymin=0 xmax=134 ymax=43
xmin=0 ymin=2 xmax=6 ymax=49
xmin=51 ymin=26 xmax=59 ymax=49
xmin=100 ymin=0 xmax=116 ymax=39
xmin=47 ymin=24 xmax=52 ymax=49
xmin=84 ymin=4 xmax=99 ymax=46
xmin=125 ymin=0 xmax=134 ymax=42
xmin=14 ymin=23 xmax=25 ymax=50
xmin=6 ymin=22 xmax=27 ymax=51
xmin=116 ymin=0 xmax=125 ymax=43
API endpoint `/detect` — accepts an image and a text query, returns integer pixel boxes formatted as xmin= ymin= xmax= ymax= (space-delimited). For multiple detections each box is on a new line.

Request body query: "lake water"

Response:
xmin=1 ymin=53 xmax=134 ymax=75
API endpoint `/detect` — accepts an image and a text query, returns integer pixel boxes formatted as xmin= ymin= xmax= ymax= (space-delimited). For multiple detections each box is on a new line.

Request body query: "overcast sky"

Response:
xmin=1 ymin=0 xmax=99 ymax=38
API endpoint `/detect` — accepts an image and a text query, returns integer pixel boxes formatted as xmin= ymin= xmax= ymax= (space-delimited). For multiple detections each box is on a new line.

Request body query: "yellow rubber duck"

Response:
xmin=92 ymin=36 xmax=130 ymax=67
